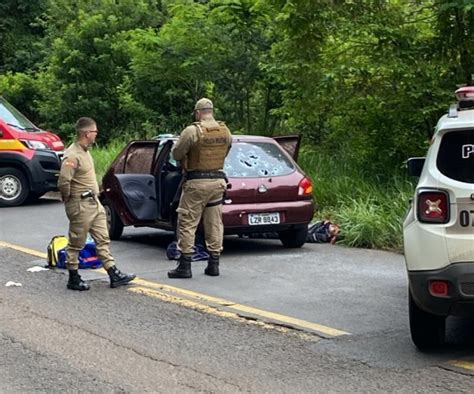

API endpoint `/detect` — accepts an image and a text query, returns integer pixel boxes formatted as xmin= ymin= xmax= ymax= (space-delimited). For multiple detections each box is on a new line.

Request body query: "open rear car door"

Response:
xmin=102 ymin=141 xmax=161 ymax=225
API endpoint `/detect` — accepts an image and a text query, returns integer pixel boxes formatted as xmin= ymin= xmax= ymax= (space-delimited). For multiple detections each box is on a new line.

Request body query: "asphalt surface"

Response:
xmin=1 ymin=247 xmax=474 ymax=392
xmin=1 ymin=195 xmax=474 ymax=391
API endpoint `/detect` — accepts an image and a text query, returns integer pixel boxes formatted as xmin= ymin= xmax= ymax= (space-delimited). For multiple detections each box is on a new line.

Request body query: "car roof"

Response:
xmin=231 ymin=135 xmax=276 ymax=142
xmin=155 ymin=134 xmax=278 ymax=143
xmin=436 ymin=109 xmax=474 ymax=132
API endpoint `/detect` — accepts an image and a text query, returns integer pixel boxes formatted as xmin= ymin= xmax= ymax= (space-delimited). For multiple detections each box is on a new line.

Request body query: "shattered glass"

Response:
xmin=224 ymin=142 xmax=294 ymax=177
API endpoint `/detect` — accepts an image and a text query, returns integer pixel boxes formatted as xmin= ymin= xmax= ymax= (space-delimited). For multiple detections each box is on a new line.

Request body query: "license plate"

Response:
xmin=248 ymin=212 xmax=280 ymax=225
xmin=457 ymin=203 xmax=474 ymax=231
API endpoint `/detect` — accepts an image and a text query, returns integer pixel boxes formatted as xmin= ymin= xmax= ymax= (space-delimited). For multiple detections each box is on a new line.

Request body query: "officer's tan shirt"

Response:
xmin=172 ymin=125 xmax=199 ymax=163
xmin=58 ymin=142 xmax=99 ymax=201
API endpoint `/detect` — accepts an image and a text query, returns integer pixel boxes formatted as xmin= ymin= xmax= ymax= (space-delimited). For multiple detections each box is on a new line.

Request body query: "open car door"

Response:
xmin=272 ymin=135 xmax=302 ymax=162
xmin=102 ymin=141 xmax=161 ymax=224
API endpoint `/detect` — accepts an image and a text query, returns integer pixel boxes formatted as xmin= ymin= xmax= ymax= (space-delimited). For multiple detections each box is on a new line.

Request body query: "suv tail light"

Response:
xmin=417 ymin=190 xmax=450 ymax=224
xmin=298 ymin=177 xmax=313 ymax=196
xmin=429 ymin=280 xmax=450 ymax=297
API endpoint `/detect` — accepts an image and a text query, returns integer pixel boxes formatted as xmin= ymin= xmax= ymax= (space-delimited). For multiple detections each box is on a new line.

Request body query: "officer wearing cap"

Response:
xmin=58 ymin=117 xmax=136 ymax=290
xmin=169 ymin=98 xmax=232 ymax=278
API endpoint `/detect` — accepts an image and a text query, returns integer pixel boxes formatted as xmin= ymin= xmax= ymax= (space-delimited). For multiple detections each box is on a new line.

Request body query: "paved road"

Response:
xmin=1 ymin=247 xmax=474 ymax=392
xmin=1 ymin=196 xmax=474 ymax=389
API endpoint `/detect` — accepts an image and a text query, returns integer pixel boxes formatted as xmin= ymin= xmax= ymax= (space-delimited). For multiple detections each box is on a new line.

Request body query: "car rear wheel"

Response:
xmin=409 ymin=290 xmax=446 ymax=351
xmin=278 ymin=225 xmax=308 ymax=248
xmin=104 ymin=201 xmax=124 ymax=240
xmin=0 ymin=167 xmax=29 ymax=207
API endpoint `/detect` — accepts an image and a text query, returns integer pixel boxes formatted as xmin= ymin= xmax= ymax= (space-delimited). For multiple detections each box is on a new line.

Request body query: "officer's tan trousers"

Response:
xmin=64 ymin=198 xmax=115 ymax=271
xmin=177 ymin=178 xmax=227 ymax=256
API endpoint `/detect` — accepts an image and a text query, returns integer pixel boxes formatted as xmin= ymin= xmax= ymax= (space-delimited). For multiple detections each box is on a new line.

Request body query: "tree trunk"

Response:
xmin=246 ymin=89 xmax=251 ymax=134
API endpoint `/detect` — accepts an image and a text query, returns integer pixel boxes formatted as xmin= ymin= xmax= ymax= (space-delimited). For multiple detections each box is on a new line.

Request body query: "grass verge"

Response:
xmin=299 ymin=148 xmax=415 ymax=252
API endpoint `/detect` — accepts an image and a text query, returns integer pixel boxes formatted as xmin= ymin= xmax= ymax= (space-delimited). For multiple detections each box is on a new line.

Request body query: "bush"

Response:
xmin=299 ymin=148 xmax=414 ymax=251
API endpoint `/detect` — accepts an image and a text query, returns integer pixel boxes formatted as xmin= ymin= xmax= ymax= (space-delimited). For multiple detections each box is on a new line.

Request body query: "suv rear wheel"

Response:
xmin=104 ymin=201 xmax=124 ymax=240
xmin=0 ymin=167 xmax=29 ymax=207
xmin=278 ymin=225 xmax=308 ymax=248
xmin=409 ymin=290 xmax=446 ymax=350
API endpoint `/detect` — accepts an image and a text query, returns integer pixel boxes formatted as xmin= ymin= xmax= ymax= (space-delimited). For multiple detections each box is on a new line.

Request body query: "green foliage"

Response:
xmin=266 ymin=0 xmax=458 ymax=178
xmin=434 ymin=0 xmax=474 ymax=83
xmin=126 ymin=0 xmax=274 ymax=133
xmin=0 ymin=0 xmax=47 ymax=72
xmin=36 ymin=0 xmax=164 ymax=139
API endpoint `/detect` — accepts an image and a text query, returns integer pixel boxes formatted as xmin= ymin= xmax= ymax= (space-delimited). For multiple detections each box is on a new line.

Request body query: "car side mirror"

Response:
xmin=0 ymin=130 xmax=3 ymax=138
xmin=407 ymin=157 xmax=425 ymax=177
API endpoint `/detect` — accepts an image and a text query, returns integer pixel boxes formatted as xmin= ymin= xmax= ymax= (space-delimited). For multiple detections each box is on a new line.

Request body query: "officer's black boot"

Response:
xmin=67 ymin=270 xmax=90 ymax=291
xmin=168 ymin=254 xmax=192 ymax=279
xmin=204 ymin=254 xmax=220 ymax=277
xmin=107 ymin=265 xmax=136 ymax=288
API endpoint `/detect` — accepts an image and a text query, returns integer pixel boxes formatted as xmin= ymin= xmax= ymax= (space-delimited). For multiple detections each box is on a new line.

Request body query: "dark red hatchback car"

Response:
xmin=100 ymin=134 xmax=314 ymax=248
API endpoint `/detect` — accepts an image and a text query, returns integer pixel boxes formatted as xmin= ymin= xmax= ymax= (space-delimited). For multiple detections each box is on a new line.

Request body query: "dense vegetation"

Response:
xmin=2 ymin=0 xmax=473 ymax=250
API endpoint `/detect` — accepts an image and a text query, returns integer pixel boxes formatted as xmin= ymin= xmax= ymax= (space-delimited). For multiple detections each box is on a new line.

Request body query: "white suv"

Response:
xmin=404 ymin=86 xmax=474 ymax=350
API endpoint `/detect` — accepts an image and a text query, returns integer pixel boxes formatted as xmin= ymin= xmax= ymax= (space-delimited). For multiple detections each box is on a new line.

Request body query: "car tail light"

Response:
xmin=429 ymin=280 xmax=450 ymax=297
xmin=417 ymin=190 xmax=449 ymax=223
xmin=298 ymin=177 xmax=313 ymax=196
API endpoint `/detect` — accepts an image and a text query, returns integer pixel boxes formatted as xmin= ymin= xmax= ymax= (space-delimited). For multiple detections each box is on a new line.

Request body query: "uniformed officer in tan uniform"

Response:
xmin=168 ymin=98 xmax=232 ymax=279
xmin=58 ymin=117 xmax=135 ymax=291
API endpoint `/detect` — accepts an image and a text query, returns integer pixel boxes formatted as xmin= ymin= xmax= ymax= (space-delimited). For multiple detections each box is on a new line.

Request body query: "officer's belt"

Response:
xmin=206 ymin=198 xmax=224 ymax=208
xmin=186 ymin=171 xmax=227 ymax=180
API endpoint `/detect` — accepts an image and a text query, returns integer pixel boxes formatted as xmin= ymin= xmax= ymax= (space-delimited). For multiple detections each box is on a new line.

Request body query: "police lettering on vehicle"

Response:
xmin=462 ymin=144 xmax=474 ymax=159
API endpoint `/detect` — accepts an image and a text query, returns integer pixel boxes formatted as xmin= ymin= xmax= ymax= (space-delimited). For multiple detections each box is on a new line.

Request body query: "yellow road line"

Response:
xmin=0 ymin=241 xmax=47 ymax=259
xmin=128 ymin=286 xmax=316 ymax=339
xmin=448 ymin=360 xmax=474 ymax=371
xmin=130 ymin=286 xmax=248 ymax=320
xmin=1 ymin=241 xmax=350 ymax=338
xmin=133 ymin=278 xmax=350 ymax=337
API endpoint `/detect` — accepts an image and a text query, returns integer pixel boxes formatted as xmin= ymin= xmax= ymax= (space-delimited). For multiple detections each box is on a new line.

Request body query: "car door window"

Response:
xmin=124 ymin=143 xmax=157 ymax=174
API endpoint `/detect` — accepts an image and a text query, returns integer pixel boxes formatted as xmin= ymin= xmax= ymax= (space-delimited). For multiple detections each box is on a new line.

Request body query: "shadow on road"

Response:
xmin=118 ymin=230 xmax=294 ymax=257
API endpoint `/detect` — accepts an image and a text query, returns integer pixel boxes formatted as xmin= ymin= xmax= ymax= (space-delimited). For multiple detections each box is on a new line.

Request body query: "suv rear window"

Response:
xmin=436 ymin=129 xmax=474 ymax=183
xmin=224 ymin=142 xmax=295 ymax=177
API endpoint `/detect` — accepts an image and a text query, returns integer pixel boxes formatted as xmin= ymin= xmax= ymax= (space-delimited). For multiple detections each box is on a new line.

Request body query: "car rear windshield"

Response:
xmin=224 ymin=141 xmax=295 ymax=177
xmin=436 ymin=129 xmax=474 ymax=183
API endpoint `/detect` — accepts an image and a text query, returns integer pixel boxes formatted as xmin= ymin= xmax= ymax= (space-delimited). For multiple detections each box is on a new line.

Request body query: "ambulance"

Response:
xmin=0 ymin=96 xmax=64 ymax=206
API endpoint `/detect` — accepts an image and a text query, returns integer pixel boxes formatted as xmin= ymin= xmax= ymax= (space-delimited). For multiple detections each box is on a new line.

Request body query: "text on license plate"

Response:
xmin=458 ymin=204 xmax=474 ymax=229
xmin=248 ymin=212 xmax=280 ymax=225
